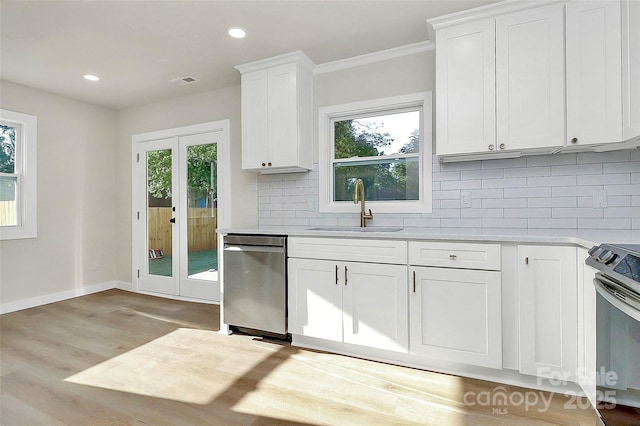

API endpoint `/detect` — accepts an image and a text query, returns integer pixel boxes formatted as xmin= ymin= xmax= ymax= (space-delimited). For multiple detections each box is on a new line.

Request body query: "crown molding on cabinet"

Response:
xmin=426 ymin=0 xmax=564 ymax=40
xmin=235 ymin=50 xmax=315 ymax=74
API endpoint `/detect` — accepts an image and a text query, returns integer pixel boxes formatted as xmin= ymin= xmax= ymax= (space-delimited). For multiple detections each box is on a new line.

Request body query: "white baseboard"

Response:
xmin=0 ymin=281 xmax=116 ymax=315
xmin=115 ymin=280 xmax=134 ymax=291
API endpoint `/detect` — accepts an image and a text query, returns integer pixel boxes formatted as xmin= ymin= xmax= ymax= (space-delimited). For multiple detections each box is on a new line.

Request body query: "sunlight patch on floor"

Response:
xmin=64 ymin=328 xmax=270 ymax=405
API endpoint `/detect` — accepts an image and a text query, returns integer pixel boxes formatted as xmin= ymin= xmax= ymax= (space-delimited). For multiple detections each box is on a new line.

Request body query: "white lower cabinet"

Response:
xmin=518 ymin=245 xmax=578 ymax=381
xmin=288 ymin=258 xmax=408 ymax=352
xmin=409 ymin=266 xmax=502 ymax=369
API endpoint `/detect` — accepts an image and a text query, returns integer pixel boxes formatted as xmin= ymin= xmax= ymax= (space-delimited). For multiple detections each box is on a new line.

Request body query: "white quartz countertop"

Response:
xmin=218 ymin=226 xmax=640 ymax=249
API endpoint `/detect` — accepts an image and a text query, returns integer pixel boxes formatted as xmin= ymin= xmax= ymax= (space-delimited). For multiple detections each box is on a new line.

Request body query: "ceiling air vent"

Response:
xmin=169 ymin=76 xmax=198 ymax=86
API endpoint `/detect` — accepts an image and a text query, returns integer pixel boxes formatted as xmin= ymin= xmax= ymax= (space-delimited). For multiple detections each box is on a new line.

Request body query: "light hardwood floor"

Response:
xmin=1 ymin=289 xmax=599 ymax=425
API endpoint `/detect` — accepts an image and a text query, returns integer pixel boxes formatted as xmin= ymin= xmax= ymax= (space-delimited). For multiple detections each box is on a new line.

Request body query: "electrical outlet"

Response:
xmin=593 ymin=190 xmax=607 ymax=208
xmin=461 ymin=191 xmax=472 ymax=208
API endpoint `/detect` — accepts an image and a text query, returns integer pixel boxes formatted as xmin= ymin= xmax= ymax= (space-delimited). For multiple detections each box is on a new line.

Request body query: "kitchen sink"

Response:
xmin=308 ymin=226 xmax=403 ymax=232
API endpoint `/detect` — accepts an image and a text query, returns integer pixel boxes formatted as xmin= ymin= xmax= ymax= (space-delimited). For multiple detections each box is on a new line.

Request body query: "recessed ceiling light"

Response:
xmin=83 ymin=74 xmax=100 ymax=82
xmin=228 ymin=27 xmax=246 ymax=39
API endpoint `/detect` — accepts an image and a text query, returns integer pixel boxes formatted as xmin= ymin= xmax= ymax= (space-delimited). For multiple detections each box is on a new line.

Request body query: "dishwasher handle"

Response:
xmin=224 ymin=244 xmax=285 ymax=254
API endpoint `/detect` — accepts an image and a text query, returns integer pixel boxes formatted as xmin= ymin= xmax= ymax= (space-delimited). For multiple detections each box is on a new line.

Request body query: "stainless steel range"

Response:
xmin=586 ymin=243 xmax=640 ymax=425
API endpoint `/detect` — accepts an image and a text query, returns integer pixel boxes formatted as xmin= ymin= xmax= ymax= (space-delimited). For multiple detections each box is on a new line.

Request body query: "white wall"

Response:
xmin=114 ymin=85 xmax=257 ymax=283
xmin=0 ymin=80 xmax=118 ymax=310
xmin=313 ymin=51 xmax=435 ymax=160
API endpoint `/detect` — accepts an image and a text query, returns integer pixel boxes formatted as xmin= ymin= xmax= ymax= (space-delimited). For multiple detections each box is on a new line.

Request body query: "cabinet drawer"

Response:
xmin=409 ymin=241 xmax=500 ymax=271
xmin=289 ymin=237 xmax=407 ymax=264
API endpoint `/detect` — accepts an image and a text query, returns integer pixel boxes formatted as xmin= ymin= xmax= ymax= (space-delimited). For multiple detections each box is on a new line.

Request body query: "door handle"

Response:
xmin=169 ymin=218 xmax=176 ymax=223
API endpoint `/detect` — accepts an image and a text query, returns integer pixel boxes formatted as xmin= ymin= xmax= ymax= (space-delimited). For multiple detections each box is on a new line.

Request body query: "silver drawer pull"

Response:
xmin=449 ymin=254 xmax=457 ymax=259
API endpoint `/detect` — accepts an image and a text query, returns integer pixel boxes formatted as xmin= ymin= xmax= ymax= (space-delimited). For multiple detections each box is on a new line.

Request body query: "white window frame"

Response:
xmin=319 ymin=92 xmax=432 ymax=214
xmin=0 ymin=109 xmax=37 ymax=240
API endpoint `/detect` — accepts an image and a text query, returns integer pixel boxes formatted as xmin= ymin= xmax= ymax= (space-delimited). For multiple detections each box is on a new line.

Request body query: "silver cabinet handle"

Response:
xmin=449 ymin=254 xmax=457 ymax=259
xmin=499 ymin=143 xmax=506 ymax=150
xmin=344 ymin=266 xmax=348 ymax=286
xmin=488 ymin=144 xmax=495 ymax=151
xmin=335 ymin=265 xmax=339 ymax=285
xmin=412 ymin=270 xmax=416 ymax=293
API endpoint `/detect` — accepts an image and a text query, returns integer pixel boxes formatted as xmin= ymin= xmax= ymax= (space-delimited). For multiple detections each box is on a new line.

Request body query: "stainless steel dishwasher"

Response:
xmin=223 ymin=234 xmax=287 ymax=337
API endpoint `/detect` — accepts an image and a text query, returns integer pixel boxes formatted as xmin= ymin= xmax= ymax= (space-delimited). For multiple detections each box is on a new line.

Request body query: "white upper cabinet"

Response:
xmin=566 ymin=0 xmax=622 ymax=147
xmin=622 ymin=0 xmax=640 ymax=141
xmin=496 ymin=4 xmax=565 ymax=152
xmin=435 ymin=19 xmax=496 ymax=156
xmin=430 ymin=0 xmax=640 ymax=162
xmin=236 ymin=51 xmax=314 ymax=173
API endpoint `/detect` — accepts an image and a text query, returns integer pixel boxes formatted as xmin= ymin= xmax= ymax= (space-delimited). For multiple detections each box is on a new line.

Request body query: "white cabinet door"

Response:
xmin=566 ymin=0 xmax=622 ymax=146
xmin=342 ymin=262 xmax=408 ymax=352
xmin=240 ymin=69 xmax=269 ymax=170
xmin=496 ymin=4 xmax=565 ymax=151
xmin=518 ymin=245 xmax=578 ymax=380
xmin=267 ymin=63 xmax=299 ymax=169
xmin=409 ymin=266 xmax=502 ymax=368
xmin=622 ymin=0 xmax=640 ymax=140
xmin=288 ymin=258 xmax=342 ymax=342
xmin=435 ymin=19 xmax=496 ymax=156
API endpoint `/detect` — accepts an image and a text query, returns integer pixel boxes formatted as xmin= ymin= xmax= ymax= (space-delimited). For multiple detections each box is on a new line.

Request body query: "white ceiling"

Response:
xmin=1 ymin=0 xmax=500 ymax=110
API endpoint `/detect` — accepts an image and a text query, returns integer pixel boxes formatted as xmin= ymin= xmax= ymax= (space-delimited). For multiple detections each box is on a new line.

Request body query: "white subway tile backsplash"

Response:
xmin=504 ymin=187 xmax=552 ymax=198
xmin=482 ymin=178 xmax=527 ymax=189
xmin=603 ymin=162 xmax=640 ymax=174
xmin=440 ymin=180 xmax=482 ymax=190
xmin=606 ymin=196 xmax=632 ymax=207
xmin=604 ymin=207 xmax=640 ymax=218
xmin=481 ymin=157 xmax=527 ymax=169
xmin=504 ymin=166 xmax=551 ymax=178
xmin=551 ymin=164 xmax=602 ymax=176
xmin=528 ymin=197 xmax=576 ymax=208
xmin=441 ymin=218 xmax=483 ymax=228
xmin=577 ymin=218 xmax=632 ymax=229
xmin=404 ymin=218 xmax=442 ymax=228
xmin=577 ymin=197 xmax=593 ymax=208
xmin=528 ymin=218 xmax=577 ymax=228
xmin=461 ymin=208 xmax=503 ymax=218
xmin=482 ymin=218 xmax=528 ymax=228
xmin=552 ymin=208 xmax=603 ymax=218
xmin=461 ymin=169 xmax=504 ymax=180
xmin=577 ymin=174 xmax=630 ymax=186
xmin=527 ymin=175 xmax=577 ymax=187
xmin=433 ymin=190 xmax=461 ymax=200
xmin=552 ymin=185 xmax=603 ymax=197
xmin=482 ymin=198 xmax=528 ymax=208
xmin=472 ymin=189 xmax=504 ymax=199
xmin=433 ymin=171 xmax=460 ymax=181
xmin=440 ymin=199 xmax=462 ymax=209
xmin=578 ymin=150 xmax=631 ymax=164
xmin=257 ymin=150 xmax=639 ymax=231
xmin=526 ymin=154 xmax=576 ymax=167
xmin=504 ymin=208 xmax=551 ymax=218
xmin=607 ymin=184 xmax=640 ymax=196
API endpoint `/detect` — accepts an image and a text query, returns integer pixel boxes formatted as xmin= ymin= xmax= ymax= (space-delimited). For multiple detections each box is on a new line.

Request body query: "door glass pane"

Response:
xmin=186 ymin=144 xmax=217 ymax=281
xmin=147 ymin=149 xmax=173 ymax=277
xmin=0 ymin=175 xmax=17 ymax=226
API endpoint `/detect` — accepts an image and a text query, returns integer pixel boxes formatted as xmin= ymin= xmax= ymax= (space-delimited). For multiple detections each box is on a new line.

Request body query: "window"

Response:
xmin=319 ymin=92 xmax=432 ymax=213
xmin=0 ymin=109 xmax=37 ymax=240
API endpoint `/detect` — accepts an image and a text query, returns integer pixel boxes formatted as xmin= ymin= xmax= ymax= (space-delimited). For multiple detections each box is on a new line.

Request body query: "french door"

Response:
xmin=133 ymin=124 xmax=227 ymax=302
